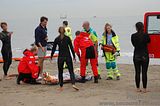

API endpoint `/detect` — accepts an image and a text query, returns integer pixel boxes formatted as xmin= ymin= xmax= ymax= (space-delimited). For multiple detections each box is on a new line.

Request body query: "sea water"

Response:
xmin=0 ymin=16 xmax=160 ymax=65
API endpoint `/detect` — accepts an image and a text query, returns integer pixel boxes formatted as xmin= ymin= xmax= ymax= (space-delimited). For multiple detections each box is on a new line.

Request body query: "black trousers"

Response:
xmin=58 ymin=57 xmax=75 ymax=87
xmin=1 ymin=50 xmax=12 ymax=75
xmin=17 ymin=73 xmax=36 ymax=84
xmin=133 ymin=57 xmax=149 ymax=89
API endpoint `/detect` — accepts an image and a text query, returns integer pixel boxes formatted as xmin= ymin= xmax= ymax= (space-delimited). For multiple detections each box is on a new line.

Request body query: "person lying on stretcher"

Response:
xmin=42 ymin=68 xmax=93 ymax=84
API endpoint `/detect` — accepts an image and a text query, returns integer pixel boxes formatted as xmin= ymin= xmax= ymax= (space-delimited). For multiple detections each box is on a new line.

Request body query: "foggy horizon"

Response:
xmin=0 ymin=0 xmax=160 ymax=20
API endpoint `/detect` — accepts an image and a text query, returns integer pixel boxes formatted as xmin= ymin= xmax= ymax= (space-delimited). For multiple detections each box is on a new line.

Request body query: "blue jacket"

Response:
xmin=35 ymin=25 xmax=48 ymax=47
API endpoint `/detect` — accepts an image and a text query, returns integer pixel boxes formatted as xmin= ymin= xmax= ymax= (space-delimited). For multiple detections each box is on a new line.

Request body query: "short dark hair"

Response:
xmin=0 ymin=22 xmax=7 ymax=28
xmin=75 ymin=31 xmax=81 ymax=36
xmin=40 ymin=16 xmax=48 ymax=22
xmin=63 ymin=21 xmax=68 ymax=26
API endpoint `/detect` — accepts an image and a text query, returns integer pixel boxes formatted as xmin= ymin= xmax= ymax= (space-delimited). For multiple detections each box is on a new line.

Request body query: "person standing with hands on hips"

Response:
xmin=35 ymin=16 xmax=48 ymax=79
xmin=51 ymin=27 xmax=79 ymax=91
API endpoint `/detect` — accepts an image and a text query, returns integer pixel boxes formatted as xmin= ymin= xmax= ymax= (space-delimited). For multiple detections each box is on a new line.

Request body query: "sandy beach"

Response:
xmin=0 ymin=60 xmax=160 ymax=106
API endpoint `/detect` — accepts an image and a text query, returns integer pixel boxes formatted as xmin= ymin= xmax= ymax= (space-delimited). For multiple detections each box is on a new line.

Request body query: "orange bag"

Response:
xmin=101 ymin=45 xmax=116 ymax=53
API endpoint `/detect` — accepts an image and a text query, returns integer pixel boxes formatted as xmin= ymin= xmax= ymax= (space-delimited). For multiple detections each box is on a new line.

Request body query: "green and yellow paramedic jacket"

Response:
xmin=83 ymin=28 xmax=98 ymax=45
xmin=101 ymin=32 xmax=120 ymax=61
xmin=65 ymin=26 xmax=72 ymax=41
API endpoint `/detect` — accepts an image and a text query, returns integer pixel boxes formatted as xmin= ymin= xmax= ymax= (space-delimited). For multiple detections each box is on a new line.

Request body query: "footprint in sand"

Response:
xmin=48 ymin=103 xmax=55 ymax=105
xmin=33 ymin=89 xmax=46 ymax=93
xmin=18 ymin=102 xmax=24 ymax=105
xmin=3 ymin=86 xmax=10 ymax=89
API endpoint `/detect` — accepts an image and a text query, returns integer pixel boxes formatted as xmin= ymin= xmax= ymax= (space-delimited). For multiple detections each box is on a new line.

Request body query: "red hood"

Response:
xmin=74 ymin=32 xmax=94 ymax=51
xmin=75 ymin=32 xmax=91 ymax=42
xmin=79 ymin=32 xmax=90 ymax=38
xmin=23 ymin=49 xmax=34 ymax=57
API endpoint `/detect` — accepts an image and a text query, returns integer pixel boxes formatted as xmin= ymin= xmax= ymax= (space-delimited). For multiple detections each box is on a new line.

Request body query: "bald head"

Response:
xmin=82 ymin=21 xmax=90 ymax=31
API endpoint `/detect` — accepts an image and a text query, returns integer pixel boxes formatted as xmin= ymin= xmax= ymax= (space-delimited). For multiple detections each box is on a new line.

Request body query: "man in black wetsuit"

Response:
xmin=0 ymin=22 xmax=13 ymax=80
xmin=51 ymin=26 xmax=79 ymax=91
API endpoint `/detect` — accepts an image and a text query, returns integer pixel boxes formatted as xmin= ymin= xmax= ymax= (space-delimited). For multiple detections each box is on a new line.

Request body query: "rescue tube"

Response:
xmin=0 ymin=54 xmax=58 ymax=63
xmin=35 ymin=53 xmax=58 ymax=60
xmin=8 ymin=74 xmax=19 ymax=77
xmin=13 ymin=57 xmax=22 ymax=61
xmin=0 ymin=58 xmax=4 ymax=63
xmin=101 ymin=45 xmax=116 ymax=53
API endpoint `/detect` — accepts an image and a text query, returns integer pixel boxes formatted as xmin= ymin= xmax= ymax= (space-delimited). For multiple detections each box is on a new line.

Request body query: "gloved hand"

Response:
xmin=113 ymin=51 xmax=120 ymax=58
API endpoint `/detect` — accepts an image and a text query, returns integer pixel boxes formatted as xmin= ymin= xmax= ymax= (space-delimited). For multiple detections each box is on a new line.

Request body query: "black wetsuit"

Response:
xmin=0 ymin=31 xmax=12 ymax=75
xmin=131 ymin=32 xmax=150 ymax=89
xmin=51 ymin=35 xmax=76 ymax=87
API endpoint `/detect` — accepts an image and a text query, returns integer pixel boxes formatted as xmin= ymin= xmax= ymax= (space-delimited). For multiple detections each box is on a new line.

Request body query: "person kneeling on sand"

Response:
xmin=17 ymin=46 xmax=41 ymax=84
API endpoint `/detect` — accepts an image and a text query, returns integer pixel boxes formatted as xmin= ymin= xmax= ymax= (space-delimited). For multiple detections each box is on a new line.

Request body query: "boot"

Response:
xmin=98 ymin=74 xmax=102 ymax=79
xmin=94 ymin=76 xmax=98 ymax=83
xmin=116 ymin=76 xmax=120 ymax=80
xmin=106 ymin=77 xmax=113 ymax=80
xmin=80 ymin=76 xmax=86 ymax=83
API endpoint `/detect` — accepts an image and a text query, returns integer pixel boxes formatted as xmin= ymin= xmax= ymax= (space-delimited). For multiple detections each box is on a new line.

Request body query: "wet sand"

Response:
xmin=0 ymin=60 xmax=160 ymax=106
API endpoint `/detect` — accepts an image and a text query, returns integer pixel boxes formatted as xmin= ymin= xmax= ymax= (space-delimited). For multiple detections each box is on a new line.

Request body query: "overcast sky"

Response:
xmin=0 ymin=0 xmax=160 ymax=19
